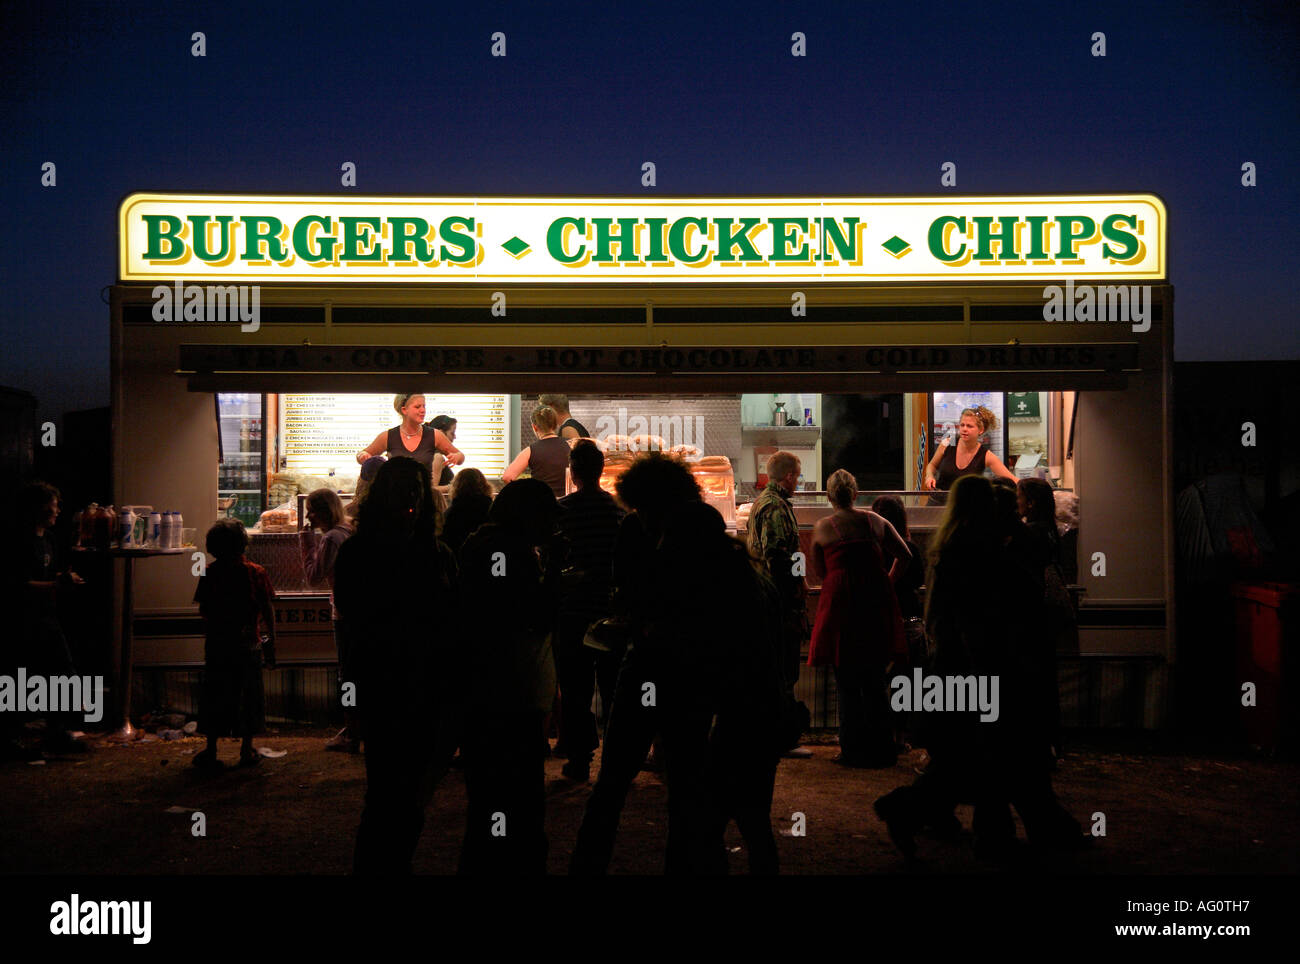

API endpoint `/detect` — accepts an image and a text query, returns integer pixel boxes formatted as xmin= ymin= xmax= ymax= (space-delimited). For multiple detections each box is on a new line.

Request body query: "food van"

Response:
xmin=110 ymin=192 xmax=1171 ymax=727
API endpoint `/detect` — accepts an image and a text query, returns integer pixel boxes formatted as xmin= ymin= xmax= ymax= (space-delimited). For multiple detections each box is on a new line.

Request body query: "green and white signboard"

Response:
xmin=120 ymin=193 xmax=1166 ymax=284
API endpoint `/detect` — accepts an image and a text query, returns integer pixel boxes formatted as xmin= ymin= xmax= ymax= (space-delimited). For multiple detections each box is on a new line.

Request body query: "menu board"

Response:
xmin=280 ymin=393 xmax=509 ymax=478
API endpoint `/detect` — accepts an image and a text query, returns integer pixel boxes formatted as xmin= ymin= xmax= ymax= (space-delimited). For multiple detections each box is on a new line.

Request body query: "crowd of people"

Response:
xmin=3 ymin=396 xmax=1086 ymax=874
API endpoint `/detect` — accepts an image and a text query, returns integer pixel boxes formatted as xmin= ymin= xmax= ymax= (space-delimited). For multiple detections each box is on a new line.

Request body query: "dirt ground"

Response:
xmin=2 ymin=727 xmax=1297 ymax=875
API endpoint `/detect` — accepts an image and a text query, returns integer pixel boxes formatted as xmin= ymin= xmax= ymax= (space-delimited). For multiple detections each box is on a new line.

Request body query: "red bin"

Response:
xmin=1231 ymin=581 xmax=1299 ymax=753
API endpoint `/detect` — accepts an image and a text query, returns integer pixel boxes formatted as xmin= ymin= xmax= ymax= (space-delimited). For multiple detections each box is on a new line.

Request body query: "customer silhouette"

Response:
xmin=334 ymin=458 xmax=460 ymax=874
xmin=456 ymin=478 xmax=561 ymax=875
xmin=570 ymin=454 xmax=710 ymax=874
xmin=553 ymin=440 xmax=625 ymax=781
xmin=658 ymin=501 xmax=786 ymax=874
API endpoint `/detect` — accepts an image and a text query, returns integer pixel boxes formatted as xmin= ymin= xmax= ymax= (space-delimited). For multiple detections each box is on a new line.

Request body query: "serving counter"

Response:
xmin=247 ymin=532 xmax=313 ymax=593
xmin=738 ymin=488 xmax=1079 ymax=593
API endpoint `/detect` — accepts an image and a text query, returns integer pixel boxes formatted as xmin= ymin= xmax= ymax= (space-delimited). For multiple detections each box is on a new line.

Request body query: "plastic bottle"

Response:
xmin=148 ymin=511 xmax=162 ymax=548
xmin=119 ymin=506 xmax=137 ymax=548
xmin=171 ymin=510 xmax=184 ymax=549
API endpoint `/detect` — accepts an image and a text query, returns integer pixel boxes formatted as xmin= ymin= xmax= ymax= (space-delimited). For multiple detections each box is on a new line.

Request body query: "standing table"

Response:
xmin=77 ymin=547 xmax=188 ymax=742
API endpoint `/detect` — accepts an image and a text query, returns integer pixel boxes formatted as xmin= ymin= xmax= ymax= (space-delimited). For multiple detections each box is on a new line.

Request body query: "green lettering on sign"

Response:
xmin=928 ymin=216 xmax=967 ymax=263
xmin=438 ymin=216 xmax=477 ymax=264
xmin=667 ymin=217 xmax=709 ymax=264
xmin=768 ymin=218 xmax=810 ymax=262
xmin=292 ymin=216 xmax=337 ymax=263
xmin=592 ymin=218 xmax=641 ymax=263
xmin=339 ymin=217 xmax=383 ymax=262
xmin=240 ymin=216 xmax=287 ymax=262
xmin=714 ymin=217 xmax=765 ymax=263
xmin=188 ymin=215 xmax=234 ymax=263
xmin=547 ymin=217 xmax=586 ymax=264
xmin=820 ymin=217 xmax=860 ymax=262
xmin=142 ymin=214 xmax=186 ymax=259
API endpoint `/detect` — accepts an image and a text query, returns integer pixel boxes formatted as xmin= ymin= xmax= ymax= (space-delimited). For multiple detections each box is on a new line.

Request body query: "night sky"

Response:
xmin=2 ymin=0 xmax=1297 ymax=421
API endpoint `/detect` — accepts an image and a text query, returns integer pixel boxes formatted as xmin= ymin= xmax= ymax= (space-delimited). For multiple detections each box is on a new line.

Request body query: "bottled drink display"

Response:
xmin=218 ymin=392 xmax=264 ymax=527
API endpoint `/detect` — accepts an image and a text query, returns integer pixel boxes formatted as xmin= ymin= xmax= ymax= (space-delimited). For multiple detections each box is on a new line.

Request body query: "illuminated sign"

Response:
xmin=280 ymin=393 xmax=508 ymax=478
xmin=120 ymin=194 xmax=1166 ymax=283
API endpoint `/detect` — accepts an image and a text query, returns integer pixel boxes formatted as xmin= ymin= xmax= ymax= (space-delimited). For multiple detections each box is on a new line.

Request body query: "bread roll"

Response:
xmin=630 ymin=434 xmax=667 ymax=452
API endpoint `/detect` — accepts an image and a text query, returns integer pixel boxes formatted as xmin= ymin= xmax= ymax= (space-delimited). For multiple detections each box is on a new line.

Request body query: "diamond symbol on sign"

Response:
xmin=502 ymin=237 xmax=531 ymax=259
xmin=881 ymin=236 xmax=912 ymax=259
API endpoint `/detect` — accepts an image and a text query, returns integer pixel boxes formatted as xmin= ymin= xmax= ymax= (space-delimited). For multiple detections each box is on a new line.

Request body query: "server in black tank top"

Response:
xmin=503 ymin=403 xmax=570 ymax=498
xmin=539 ymin=393 xmax=589 ymax=441
xmin=356 ymin=393 xmax=464 ymax=473
xmin=922 ymin=405 xmax=1018 ymax=504
xmin=384 ymin=426 xmax=441 ymax=471
xmin=935 ymin=441 xmax=989 ymax=490
xmin=560 ymin=416 xmax=589 ymax=440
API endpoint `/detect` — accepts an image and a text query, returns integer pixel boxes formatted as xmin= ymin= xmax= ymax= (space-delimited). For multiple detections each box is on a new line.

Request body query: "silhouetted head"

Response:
xmin=450 ymin=467 xmax=493 ymax=503
xmin=205 ymin=517 xmax=249 ymax=560
xmin=490 ymin=478 xmax=558 ymax=546
xmin=569 ymin=439 xmax=605 ymax=489
xmin=616 ymin=453 xmax=701 ymax=538
xmin=20 ymin=481 xmax=60 ymax=531
xmin=358 ymin=457 xmax=437 ymax=542
xmin=871 ymin=494 xmax=909 ymax=540
xmin=1018 ymin=477 xmax=1056 ymax=528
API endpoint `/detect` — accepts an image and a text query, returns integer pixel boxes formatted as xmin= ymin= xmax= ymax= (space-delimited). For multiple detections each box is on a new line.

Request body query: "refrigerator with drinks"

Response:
xmin=217 ymin=392 xmax=266 ymax=527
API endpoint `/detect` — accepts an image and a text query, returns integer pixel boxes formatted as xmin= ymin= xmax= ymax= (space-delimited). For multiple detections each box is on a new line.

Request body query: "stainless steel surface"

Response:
xmin=523 ymin=396 xmax=743 ymax=466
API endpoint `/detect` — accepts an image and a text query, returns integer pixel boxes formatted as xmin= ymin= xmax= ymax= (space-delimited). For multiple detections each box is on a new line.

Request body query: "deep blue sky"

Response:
xmin=2 ymin=0 xmax=1297 ymax=420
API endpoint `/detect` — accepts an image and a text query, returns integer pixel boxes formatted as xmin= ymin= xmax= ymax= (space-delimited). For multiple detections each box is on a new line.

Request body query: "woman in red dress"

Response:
xmin=808 ymin=469 xmax=911 ymax=767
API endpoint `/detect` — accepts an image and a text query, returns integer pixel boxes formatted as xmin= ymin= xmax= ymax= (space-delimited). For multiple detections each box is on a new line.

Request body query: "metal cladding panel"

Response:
xmin=521 ymin=396 xmax=743 ymax=467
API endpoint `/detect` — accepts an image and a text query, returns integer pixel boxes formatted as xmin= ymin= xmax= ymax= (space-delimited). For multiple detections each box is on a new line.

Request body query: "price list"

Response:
xmin=281 ymin=393 xmax=509 ymax=478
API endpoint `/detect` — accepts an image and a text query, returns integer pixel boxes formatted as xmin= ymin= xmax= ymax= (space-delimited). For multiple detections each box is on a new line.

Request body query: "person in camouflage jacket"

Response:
xmin=747 ymin=452 xmax=808 ymax=707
